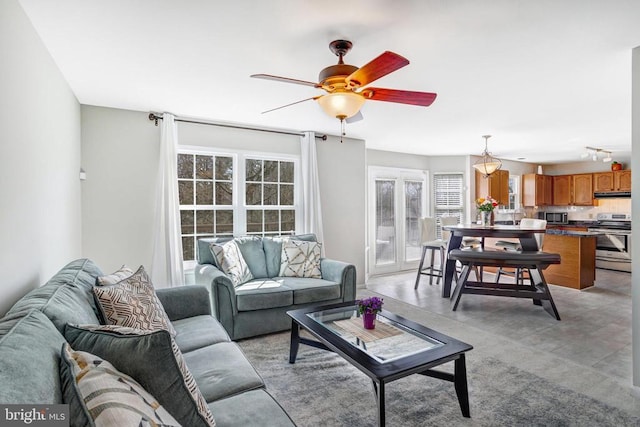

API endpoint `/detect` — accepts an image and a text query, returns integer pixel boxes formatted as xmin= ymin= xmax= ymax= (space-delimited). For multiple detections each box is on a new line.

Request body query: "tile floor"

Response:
xmin=365 ymin=267 xmax=633 ymax=381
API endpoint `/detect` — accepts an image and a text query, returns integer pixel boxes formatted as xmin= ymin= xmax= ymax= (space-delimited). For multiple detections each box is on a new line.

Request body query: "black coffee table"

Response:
xmin=287 ymin=301 xmax=473 ymax=426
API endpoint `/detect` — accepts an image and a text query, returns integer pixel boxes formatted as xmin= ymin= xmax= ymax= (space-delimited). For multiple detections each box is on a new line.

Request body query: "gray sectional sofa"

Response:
xmin=0 ymin=258 xmax=296 ymax=426
xmin=195 ymin=234 xmax=357 ymax=340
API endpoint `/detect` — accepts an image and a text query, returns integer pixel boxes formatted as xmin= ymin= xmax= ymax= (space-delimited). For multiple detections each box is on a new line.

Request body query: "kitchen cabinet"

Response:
xmin=552 ymin=175 xmax=571 ymax=205
xmin=572 ymin=173 xmax=594 ymax=205
xmin=615 ymin=170 xmax=631 ymax=191
xmin=592 ymin=170 xmax=631 ymax=192
xmin=522 ymin=173 xmax=553 ymax=207
xmin=552 ymin=174 xmax=593 ymax=206
xmin=475 ymin=169 xmax=509 ymax=205
xmin=543 ymin=233 xmax=596 ymax=289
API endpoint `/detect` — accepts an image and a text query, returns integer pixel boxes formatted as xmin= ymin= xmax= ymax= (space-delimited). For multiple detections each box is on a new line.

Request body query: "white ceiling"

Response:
xmin=19 ymin=0 xmax=640 ymax=164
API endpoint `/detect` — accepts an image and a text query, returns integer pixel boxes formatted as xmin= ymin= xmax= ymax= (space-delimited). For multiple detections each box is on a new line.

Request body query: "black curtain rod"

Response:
xmin=148 ymin=113 xmax=327 ymax=140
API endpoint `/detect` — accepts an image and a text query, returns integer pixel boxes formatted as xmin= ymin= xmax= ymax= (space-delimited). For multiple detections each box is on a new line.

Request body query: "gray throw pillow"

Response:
xmin=64 ymin=324 xmax=216 ymax=427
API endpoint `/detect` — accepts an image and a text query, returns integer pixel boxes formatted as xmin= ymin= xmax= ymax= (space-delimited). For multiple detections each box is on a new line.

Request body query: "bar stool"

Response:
xmin=414 ymin=217 xmax=458 ymax=289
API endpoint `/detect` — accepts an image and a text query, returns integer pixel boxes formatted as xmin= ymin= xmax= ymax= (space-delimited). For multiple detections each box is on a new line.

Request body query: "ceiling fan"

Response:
xmin=251 ymin=40 xmax=437 ymax=125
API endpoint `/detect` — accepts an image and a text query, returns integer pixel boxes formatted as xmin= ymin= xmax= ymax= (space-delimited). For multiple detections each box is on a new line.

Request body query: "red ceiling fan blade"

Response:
xmin=261 ymin=96 xmax=321 ymax=114
xmin=346 ymin=51 xmax=409 ymax=88
xmin=251 ymin=74 xmax=320 ymax=88
xmin=362 ymin=88 xmax=437 ymax=106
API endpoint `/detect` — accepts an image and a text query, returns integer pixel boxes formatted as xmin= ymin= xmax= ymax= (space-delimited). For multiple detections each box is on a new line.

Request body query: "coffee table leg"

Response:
xmin=371 ymin=380 xmax=386 ymax=427
xmin=289 ymin=319 xmax=300 ymax=364
xmin=454 ymin=353 xmax=470 ymax=417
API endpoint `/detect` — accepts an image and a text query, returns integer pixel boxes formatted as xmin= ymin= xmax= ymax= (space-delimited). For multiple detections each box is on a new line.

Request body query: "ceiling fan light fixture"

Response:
xmin=472 ymin=135 xmax=502 ymax=178
xmin=317 ymin=91 xmax=365 ymax=120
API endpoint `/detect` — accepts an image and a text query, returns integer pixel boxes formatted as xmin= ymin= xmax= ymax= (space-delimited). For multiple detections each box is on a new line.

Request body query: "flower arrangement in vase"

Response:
xmin=476 ymin=196 xmax=498 ymax=226
xmin=357 ymin=296 xmax=383 ymax=330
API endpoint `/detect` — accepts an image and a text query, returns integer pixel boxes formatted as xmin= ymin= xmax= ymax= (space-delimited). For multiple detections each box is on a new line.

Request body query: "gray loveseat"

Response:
xmin=0 ymin=258 xmax=296 ymax=426
xmin=195 ymin=234 xmax=357 ymax=340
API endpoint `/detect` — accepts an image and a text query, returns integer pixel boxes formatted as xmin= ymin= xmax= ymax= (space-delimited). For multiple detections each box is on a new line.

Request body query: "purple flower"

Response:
xmin=357 ymin=296 xmax=384 ymax=315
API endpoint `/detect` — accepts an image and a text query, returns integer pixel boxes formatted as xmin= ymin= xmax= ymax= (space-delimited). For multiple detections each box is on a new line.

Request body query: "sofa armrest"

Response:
xmin=194 ymin=264 xmax=237 ymax=318
xmin=321 ymin=259 xmax=357 ymax=302
xmin=156 ymin=285 xmax=211 ymax=321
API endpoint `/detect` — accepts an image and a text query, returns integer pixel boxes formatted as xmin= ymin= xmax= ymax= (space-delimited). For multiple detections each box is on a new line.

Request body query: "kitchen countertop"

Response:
xmin=545 ymin=229 xmax=601 ymax=236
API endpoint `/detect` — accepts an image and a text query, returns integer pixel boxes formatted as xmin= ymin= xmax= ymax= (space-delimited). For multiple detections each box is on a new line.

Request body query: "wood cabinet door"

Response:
xmin=615 ymin=170 xmax=631 ymax=191
xmin=572 ymin=173 xmax=593 ymax=205
xmin=553 ymin=175 xmax=571 ymax=205
xmin=593 ymin=172 xmax=614 ymax=192
xmin=543 ymin=175 xmax=553 ymax=205
xmin=498 ymin=170 xmax=509 ymax=206
xmin=476 ymin=170 xmax=509 ymax=205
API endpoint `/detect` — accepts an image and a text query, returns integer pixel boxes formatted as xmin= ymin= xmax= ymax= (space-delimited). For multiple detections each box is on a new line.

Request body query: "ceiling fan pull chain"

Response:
xmin=340 ymin=118 xmax=346 ymax=143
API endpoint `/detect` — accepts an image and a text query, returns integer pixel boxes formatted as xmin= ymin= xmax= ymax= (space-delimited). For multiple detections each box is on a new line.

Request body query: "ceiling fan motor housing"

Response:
xmin=319 ymin=64 xmax=359 ymax=90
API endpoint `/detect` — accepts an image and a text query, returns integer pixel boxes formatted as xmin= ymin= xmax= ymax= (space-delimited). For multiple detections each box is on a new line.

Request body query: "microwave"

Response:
xmin=544 ymin=212 xmax=568 ymax=225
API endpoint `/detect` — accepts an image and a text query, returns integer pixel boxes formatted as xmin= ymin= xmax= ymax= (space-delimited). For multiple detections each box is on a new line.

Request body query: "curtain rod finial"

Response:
xmin=149 ymin=113 xmax=159 ymax=126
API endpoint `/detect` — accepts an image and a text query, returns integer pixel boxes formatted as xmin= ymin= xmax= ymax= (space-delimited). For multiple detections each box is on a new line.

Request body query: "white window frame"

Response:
xmin=178 ymin=145 xmax=301 ymax=269
xmin=433 ymin=172 xmax=465 ymax=238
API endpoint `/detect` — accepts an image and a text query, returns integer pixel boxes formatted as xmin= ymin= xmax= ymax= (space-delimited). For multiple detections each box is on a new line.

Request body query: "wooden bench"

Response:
xmin=447 ymin=248 xmax=561 ymax=320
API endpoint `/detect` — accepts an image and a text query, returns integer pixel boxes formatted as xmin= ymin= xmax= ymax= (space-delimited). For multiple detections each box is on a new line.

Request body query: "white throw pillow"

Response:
xmin=279 ymin=239 xmax=322 ymax=278
xmin=209 ymin=240 xmax=254 ymax=286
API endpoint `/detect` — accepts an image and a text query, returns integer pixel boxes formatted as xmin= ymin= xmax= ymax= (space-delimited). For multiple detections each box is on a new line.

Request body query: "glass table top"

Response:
xmin=306 ymin=305 xmax=444 ymax=364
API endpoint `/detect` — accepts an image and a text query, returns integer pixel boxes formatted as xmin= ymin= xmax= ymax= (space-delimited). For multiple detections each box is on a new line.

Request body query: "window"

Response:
xmin=433 ymin=173 xmax=464 ymax=238
xmin=507 ymin=175 xmax=521 ymax=210
xmin=177 ymin=150 xmax=298 ymax=262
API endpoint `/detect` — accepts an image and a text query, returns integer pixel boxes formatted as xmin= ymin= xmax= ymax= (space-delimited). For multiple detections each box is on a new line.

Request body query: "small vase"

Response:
xmin=481 ymin=211 xmax=493 ymax=226
xmin=362 ymin=312 xmax=376 ymax=330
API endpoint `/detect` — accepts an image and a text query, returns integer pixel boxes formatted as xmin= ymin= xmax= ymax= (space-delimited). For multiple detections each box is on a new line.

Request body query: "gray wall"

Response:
xmin=80 ymin=107 xmax=366 ymax=282
xmin=0 ymin=0 xmax=82 ymax=316
xmin=631 ymin=45 xmax=640 ymax=391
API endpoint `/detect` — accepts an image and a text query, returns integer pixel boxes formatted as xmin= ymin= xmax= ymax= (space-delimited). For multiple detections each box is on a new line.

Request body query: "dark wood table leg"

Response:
xmin=443 ymin=235 xmax=463 ymax=298
xmin=373 ymin=380 xmax=386 ymax=427
xmin=289 ymin=319 xmax=300 ymax=363
xmin=454 ymin=354 xmax=471 ymax=418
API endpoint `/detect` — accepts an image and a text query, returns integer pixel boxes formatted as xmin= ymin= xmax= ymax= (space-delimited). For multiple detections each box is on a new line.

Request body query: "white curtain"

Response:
xmin=151 ymin=113 xmax=184 ymax=287
xmin=300 ymin=131 xmax=325 ymax=250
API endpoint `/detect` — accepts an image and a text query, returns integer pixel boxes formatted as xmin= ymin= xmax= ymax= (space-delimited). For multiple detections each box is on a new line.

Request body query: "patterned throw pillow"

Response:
xmin=93 ymin=265 xmax=177 ymax=336
xmin=65 ymin=324 xmax=216 ymax=427
xmin=59 ymin=343 xmax=181 ymax=427
xmin=209 ymin=240 xmax=254 ymax=286
xmin=95 ymin=265 xmax=135 ymax=286
xmin=279 ymin=239 xmax=322 ymax=278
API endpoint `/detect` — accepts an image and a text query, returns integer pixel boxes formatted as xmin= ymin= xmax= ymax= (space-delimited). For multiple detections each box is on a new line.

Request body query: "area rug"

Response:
xmin=238 ymin=331 xmax=640 ymax=427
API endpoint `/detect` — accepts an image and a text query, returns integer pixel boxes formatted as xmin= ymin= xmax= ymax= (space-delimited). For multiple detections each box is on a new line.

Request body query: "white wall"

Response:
xmin=631 ymin=45 xmax=640 ymax=390
xmin=0 ymin=0 xmax=82 ymax=316
xmin=80 ymin=108 xmax=367 ymax=283
xmin=81 ymin=107 xmax=160 ymax=273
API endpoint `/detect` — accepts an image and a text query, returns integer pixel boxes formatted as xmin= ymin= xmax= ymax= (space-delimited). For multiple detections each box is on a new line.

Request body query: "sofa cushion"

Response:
xmin=93 ymin=265 xmax=177 ymax=336
xmin=280 ymin=277 xmax=341 ymax=304
xmin=0 ymin=310 xmax=66 ymax=404
xmin=263 ymin=234 xmax=317 ymax=278
xmin=279 ymin=239 xmax=322 ymax=278
xmin=95 ymin=265 xmax=134 ymax=286
xmin=6 ymin=258 xmax=103 ymax=333
xmin=59 ymin=343 xmax=180 ymax=427
xmin=182 ymin=342 xmax=265 ymax=403
xmin=64 ymin=324 xmax=216 ymax=427
xmin=234 ymin=236 xmax=269 ymax=278
xmin=235 ymin=279 xmax=293 ymax=311
xmin=208 ymin=389 xmax=295 ymax=427
xmin=210 ymin=240 xmax=254 ymax=286
xmin=172 ymin=315 xmax=231 ymax=353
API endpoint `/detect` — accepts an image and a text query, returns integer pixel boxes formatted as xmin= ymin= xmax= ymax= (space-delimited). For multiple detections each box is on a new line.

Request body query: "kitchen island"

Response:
xmin=541 ymin=230 xmax=598 ymax=289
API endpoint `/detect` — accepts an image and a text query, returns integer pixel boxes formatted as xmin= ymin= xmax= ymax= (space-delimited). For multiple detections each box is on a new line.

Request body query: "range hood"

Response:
xmin=593 ymin=191 xmax=631 ymax=199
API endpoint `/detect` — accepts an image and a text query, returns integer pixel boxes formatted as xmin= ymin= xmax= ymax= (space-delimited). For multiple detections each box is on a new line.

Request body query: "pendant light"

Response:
xmin=473 ymin=135 xmax=502 ymax=178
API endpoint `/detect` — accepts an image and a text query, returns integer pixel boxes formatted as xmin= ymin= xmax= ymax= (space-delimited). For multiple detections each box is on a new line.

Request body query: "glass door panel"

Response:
xmin=404 ymin=180 xmax=423 ymax=262
xmin=375 ymin=180 xmax=396 ymax=266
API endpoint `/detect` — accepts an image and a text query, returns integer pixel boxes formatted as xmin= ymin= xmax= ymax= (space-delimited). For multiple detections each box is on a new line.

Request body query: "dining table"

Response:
xmin=441 ymin=224 xmax=547 ymax=298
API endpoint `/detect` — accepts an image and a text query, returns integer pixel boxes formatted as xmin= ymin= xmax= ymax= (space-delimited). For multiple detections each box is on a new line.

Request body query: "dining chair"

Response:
xmin=414 ymin=217 xmax=458 ymax=289
xmin=495 ymin=218 xmax=547 ymax=284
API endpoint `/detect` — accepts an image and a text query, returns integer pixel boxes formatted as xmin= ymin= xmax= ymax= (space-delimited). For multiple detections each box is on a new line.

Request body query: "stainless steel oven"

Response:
xmin=587 ymin=213 xmax=631 ymax=272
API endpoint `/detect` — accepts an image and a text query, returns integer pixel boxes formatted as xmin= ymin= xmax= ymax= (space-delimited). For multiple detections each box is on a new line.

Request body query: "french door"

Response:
xmin=368 ymin=167 xmax=427 ymax=275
